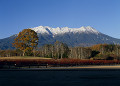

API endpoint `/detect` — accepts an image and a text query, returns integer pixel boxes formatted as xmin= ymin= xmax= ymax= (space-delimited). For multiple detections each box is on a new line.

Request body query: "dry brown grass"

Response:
xmin=0 ymin=56 xmax=52 ymax=60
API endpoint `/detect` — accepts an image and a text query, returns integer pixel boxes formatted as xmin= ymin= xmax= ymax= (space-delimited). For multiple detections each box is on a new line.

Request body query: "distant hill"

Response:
xmin=0 ymin=26 xmax=120 ymax=50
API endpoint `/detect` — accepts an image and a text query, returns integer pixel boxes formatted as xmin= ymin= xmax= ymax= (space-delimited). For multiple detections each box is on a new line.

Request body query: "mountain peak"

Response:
xmin=30 ymin=26 xmax=99 ymax=35
xmin=82 ymin=26 xmax=99 ymax=34
xmin=1 ymin=26 xmax=120 ymax=50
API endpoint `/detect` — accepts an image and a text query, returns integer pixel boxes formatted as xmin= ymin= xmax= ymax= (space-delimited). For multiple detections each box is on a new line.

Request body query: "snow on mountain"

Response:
xmin=30 ymin=26 xmax=99 ymax=35
xmin=1 ymin=25 xmax=120 ymax=50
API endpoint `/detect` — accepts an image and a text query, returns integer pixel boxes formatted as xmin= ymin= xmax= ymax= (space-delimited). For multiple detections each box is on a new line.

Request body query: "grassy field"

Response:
xmin=0 ymin=56 xmax=52 ymax=60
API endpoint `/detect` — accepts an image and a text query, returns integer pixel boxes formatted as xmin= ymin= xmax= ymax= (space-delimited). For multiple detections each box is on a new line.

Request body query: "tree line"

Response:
xmin=1 ymin=43 xmax=120 ymax=60
xmin=90 ymin=44 xmax=120 ymax=60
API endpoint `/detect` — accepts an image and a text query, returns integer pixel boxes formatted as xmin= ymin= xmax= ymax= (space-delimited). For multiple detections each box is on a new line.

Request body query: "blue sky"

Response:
xmin=0 ymin=0 xmax=120 ymax=39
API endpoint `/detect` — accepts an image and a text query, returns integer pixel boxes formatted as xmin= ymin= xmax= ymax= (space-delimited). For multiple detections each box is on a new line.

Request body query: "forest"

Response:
xmin=0 ymin=43 xmax=120 ymax=60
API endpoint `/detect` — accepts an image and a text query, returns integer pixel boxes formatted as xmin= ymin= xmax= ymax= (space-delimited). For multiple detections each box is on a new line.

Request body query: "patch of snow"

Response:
xmin=106 ymin=38 xmax=109 ymax=40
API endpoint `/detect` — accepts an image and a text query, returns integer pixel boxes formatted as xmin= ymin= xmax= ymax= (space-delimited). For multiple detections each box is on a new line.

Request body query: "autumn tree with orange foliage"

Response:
xmin=13 ymin=29 xmax=38 ymax=56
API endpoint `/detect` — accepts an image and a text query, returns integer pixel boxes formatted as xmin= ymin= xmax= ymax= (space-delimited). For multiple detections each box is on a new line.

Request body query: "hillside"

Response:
xmin=0 ymin=26 xmax=120 ymax=50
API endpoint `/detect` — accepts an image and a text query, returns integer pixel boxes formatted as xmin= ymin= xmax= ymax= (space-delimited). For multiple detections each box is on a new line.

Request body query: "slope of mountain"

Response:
xmin=0 ymin=26 xmax=120 ymax=50
xmin=0 ymin=35 xmax=16 ymax=50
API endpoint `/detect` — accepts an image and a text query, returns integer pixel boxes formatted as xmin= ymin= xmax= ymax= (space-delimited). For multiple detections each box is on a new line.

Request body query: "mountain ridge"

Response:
xmin=0 ymin=26 xmax=120 ymax=50
xmin=30 ymin=26 xmax=99 ymax=36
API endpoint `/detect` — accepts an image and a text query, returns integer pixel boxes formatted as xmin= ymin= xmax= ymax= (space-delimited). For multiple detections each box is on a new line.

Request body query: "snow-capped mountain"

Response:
xmin=30 ymin=26 xmax=99 ymax=36
xmin=0 ymin=26 xmax=120 ymax=50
